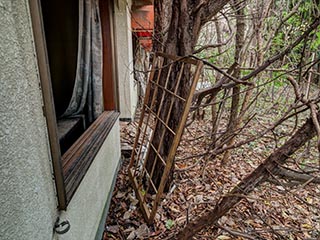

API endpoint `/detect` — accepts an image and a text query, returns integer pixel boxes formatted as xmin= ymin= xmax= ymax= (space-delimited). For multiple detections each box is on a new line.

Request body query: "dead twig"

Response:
xmin=275 ymin=166 xmax=320 ymax=184
xmin=216 ymin=224 xmax=258 ymax=240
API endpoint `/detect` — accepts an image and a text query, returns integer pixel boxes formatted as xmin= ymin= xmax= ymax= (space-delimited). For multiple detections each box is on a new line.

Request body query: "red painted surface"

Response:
xmin=131 ymin=5 xmax=154 ymax=51
xmin=136 ymin=31 xmax=153 ymax=38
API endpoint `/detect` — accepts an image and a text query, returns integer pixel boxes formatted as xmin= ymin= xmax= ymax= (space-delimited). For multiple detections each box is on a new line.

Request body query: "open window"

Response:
xmin=29 ymin=0 xmax=119 ymax=209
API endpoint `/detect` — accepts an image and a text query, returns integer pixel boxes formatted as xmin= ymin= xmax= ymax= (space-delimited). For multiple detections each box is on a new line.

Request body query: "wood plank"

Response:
xmin=128 ymin=169 xmax=151 ymax=222
xmin=28 ymin=0 xmax=67 ymax=210
xmin=100 ymin=0 xmax=117 ymax=110
xmin=62 ymin=111 xmax=119 ymax=203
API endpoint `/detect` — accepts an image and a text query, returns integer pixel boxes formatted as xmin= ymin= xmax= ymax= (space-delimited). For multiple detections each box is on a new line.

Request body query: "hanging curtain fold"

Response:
xmin=62 ymin=0 xmax=103 ymax=125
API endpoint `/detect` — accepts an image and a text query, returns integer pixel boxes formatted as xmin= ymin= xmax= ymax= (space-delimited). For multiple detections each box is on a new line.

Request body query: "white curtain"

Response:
xmin=62 ymin=0 xmax=103 ymax=125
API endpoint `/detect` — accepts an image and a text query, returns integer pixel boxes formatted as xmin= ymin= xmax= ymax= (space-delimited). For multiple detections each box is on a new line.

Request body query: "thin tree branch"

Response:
xmin=241 ymin=16 xmax=320 ymax=81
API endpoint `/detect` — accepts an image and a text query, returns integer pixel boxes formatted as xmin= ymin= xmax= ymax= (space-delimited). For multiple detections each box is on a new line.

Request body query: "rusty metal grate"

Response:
xmin=128 ymin=52 xmax=203 ymax=223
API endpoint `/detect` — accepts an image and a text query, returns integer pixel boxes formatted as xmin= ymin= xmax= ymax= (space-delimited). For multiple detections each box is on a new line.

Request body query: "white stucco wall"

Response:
xmin=0 ymin=1 xmax=58 ymax=239
xmin=114 ymin=0 xmax=138 ymax=120
xmin=0 ymin=1 xmax=121 ymax=240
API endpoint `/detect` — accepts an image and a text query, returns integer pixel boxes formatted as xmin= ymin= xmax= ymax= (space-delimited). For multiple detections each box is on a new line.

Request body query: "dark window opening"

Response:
xmin=41 ymin=0 xmax=78 ymax=117
xmin=41 ymin=0 xmax=84 ymax=155
xmin=40 ymin=0 xmax=118 ymax=156
xmin=29 ymin=0 xmax=119 ymax=208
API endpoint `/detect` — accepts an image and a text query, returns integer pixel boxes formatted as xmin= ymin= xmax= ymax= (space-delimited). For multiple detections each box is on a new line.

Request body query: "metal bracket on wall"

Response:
xmin=54 ymin=217 xmax=71 ymax=234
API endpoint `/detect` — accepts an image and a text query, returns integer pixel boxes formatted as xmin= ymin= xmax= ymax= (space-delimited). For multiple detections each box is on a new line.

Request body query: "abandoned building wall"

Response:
xmin=0 ymin=1 xmax=58 ymax=239
xmin=0 ymin=1 xmax=121 ymax=240
xmin=114 ymin=0 xmax=138 ymax=120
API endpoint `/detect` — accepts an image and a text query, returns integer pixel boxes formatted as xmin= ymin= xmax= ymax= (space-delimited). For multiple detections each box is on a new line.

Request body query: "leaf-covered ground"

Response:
xmin=103 ymin=105 xmax=320 ymax=239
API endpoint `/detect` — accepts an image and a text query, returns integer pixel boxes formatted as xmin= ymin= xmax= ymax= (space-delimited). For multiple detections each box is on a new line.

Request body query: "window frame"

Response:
xmin=29 ymin=0 xmax=119 ymax=209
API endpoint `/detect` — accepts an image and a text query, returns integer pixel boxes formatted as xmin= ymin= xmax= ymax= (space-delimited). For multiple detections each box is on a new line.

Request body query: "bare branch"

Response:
xmin=193 ymin=34 xmax=233 ymax=54
xmin=275 ymin=166 xmax=320 ymax=184
xmin=286 ymin=75 xmax=302 ymax=100
xmin=241 ymin=16 xmax=320 ymax=81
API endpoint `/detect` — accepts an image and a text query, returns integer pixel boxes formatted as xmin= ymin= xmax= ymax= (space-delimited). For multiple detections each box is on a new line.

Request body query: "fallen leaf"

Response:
xmin=123 ymin=210 xmax=131 ymax=220
xmin=124 ymin=227 xmax=135 ymax=233
xmin=106 ymin=225 xmax=119 ymax=234
xmin=128 ymin=194 xmax=139 ymax=206
xmin=116 ymin=192 xmax=126 ymax=198
xmin=301 ymin=223 xmax=313 ymax=229
xmin=194 ymin=195 xmax=203 ymax=204
xmin=135 ymin=223 xmax=149 ymax=239
xmin=127 ymin=230 xmax=136 ymax=240
xmin=217 ymin=235 xmax=231 ymax=240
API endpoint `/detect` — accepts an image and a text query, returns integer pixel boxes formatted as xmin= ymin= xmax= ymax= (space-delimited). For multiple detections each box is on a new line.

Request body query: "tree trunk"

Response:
xmin=222 ymin=0 xmax=245 ymax=163
xmin=152 ymin=0 xmax=171 ymax=53
xmin=211 ymin=17 xmax=222 ymax=142
xmin=146 ymin=0 xmax=231 ymax=189
xmin=252 ymin=0 xmax=273 ymax=66
xmin=175 ymin=115 xmax=317 ymax=239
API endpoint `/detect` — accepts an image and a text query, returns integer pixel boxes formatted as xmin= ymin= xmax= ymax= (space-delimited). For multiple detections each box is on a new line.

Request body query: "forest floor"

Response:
xmin=103 ymin=92 xmax=320 ymax=239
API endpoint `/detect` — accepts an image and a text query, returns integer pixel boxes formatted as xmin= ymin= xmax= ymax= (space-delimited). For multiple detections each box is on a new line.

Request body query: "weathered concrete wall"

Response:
xmin=0 ymin=1 xmax=58 ymax=239
xmin=0 ymin=1 xmax=121 ymax=240
xmin=114 ymin=0 xmax=138 ymax=120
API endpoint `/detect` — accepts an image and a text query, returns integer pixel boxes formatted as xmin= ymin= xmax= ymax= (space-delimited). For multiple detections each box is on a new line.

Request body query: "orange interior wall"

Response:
xmin=131 ymin=5 xmax=154 ymax=51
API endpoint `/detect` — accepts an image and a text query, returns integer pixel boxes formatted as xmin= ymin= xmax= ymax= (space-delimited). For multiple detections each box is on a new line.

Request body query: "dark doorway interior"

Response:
xmin=41 ymin=0 xmax=83 ymax=154
xmin=40 ymin=0 xmax=117 ymax=155
xmin=41 ymin=0 xmax=79 ymax=117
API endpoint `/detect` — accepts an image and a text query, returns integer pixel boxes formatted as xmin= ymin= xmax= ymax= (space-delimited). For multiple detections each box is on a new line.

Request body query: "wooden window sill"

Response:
xmin=61 ymin=111 xmax=120 ymax=203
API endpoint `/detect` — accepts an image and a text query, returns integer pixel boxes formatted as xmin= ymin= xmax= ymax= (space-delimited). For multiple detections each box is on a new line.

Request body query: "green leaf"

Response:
xmin=165 ymin=219 xmax=175 ymax=230
xmin=140 ymin=189 xmax=146 ymax=196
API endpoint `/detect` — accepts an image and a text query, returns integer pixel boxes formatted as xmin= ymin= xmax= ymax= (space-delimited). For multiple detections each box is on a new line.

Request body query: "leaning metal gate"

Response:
xmin=128 ymin=52 xmax=203 ymax=223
